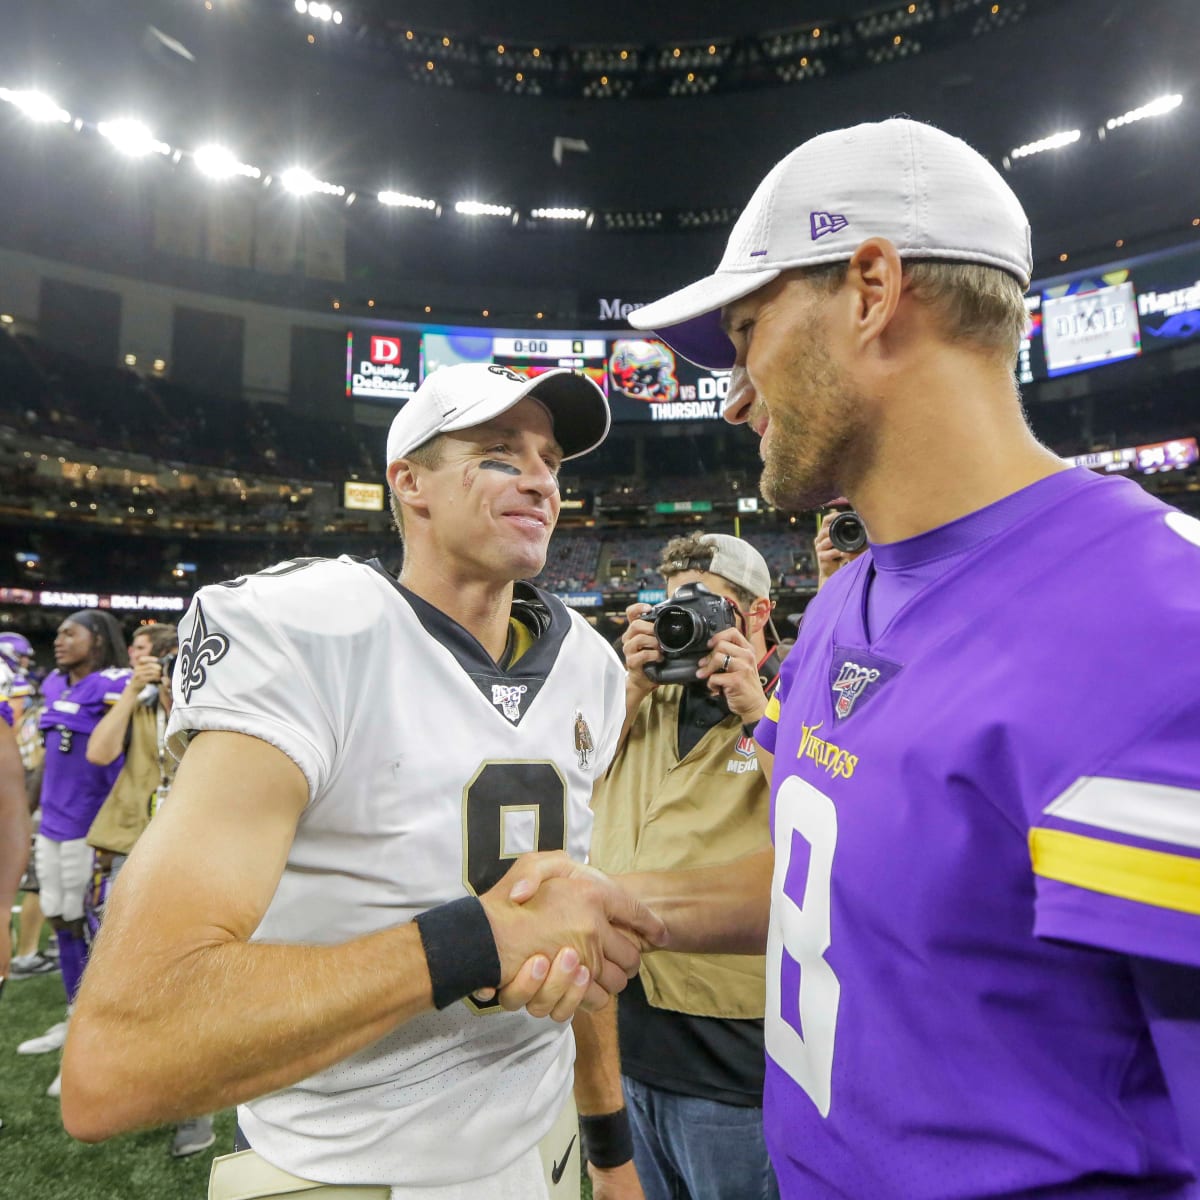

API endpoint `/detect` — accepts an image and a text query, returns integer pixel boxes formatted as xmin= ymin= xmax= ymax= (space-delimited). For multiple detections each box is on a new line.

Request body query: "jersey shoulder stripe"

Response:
xmin=1030 ymin=827 xmax=1200 ymax=915
xmin=1043 ymin=775 xmax=1200 ymax=851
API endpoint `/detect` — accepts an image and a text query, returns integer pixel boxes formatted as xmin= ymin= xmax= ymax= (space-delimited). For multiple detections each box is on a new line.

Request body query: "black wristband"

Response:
xmin=579 ymin=1109 xmax=634 ymax=1169
xmin=742 ymin=722 xmax=759 ymax=741
xmin=413 ymin=896 xmax=502 ymax=1010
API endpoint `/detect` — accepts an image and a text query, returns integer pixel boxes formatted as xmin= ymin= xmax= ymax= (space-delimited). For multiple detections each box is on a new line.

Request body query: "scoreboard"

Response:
xmin=491 ymin=336 xmax=606 ymax=362
xmin=491 ymin=336 xmax=610 ymax=399
xmin=349 ymin=324 xmax=729 ymax=424
xmin=344 ymin=236 xmax=1200 ymax=419
xmin=1020 ymin=240 xmax=1200 ymax=383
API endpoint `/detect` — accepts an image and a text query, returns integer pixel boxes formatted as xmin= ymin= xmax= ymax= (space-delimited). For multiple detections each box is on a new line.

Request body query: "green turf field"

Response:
xmin=1 ymin=966 xmax=233 ymax=1199
xmin=2 ymin=950 xmax=594 ymax=1199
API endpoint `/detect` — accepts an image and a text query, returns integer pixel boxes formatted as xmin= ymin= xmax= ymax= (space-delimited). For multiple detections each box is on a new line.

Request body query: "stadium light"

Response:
xmin=296 ymin=2 xmax=342 ymax=22
xmin=98 ymin=118 xmax=171 ymax=157
xmin=1104 ymin=93 xmax=1182 ymax=130
xmin=530 ymin=207 xmax=589 ymax=220
xmin=1005 ymin=128 xmax=1080 ymax=163
xmin=193 ymin=143 xmax=261 ymax=180
xmin=0 ymin=88 xmax=70 ymax=124
xmin=455 ymin=200 xmax=513 ymax=217
xmin=378 ymin=190 xmax=437 ymax=210
xmin=281 ymin=167 xmax=345 ymax=197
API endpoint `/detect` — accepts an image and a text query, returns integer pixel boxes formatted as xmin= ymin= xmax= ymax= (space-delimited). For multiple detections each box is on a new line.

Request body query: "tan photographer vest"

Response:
xmin=589 ymin=684 xmax=773 ymax=1019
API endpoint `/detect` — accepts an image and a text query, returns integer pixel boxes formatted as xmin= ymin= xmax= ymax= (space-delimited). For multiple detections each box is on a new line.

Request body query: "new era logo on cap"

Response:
xmin=810 ymin=211 xmax=849 ymax=241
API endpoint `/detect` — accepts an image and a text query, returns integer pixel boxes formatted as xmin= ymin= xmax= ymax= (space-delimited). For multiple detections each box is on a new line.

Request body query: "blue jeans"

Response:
xmin=623 ymin=1075 xmax=780 ymax=1200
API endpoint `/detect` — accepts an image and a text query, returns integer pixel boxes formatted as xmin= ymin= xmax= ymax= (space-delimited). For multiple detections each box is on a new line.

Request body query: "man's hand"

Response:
xmin=590 ymin=1161 xmax=646 ymax=1199
xmin=695 ymin=626 xmax=767 ymax=724
xmin=620 ymin=603 xmax=661 ymax=700
xmin=127 ymin=655 xmax=164 ymax=692
xmin=478 ymin=853 xmax=667 ymax=1021
xmin=815 ymin=512 xmax=865 ymax=589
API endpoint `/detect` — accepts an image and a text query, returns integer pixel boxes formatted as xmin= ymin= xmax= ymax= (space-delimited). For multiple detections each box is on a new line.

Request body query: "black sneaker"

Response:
xmin=7 ymin=952 xmax=59 ymax=980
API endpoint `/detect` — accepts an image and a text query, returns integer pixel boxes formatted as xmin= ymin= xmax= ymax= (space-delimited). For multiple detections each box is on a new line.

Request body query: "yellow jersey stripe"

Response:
xmin=764 ymin=694 xmax=781 ymax=723
xmin=506 ymin=617 xmax=536 ymax=668
xmin=1030 ymin=828 xmax=1200 ymax=916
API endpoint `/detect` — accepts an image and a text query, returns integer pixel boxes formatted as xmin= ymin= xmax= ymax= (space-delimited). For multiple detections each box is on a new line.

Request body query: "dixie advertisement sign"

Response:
xmin=345 ymin=330 xmax=421 ymax=402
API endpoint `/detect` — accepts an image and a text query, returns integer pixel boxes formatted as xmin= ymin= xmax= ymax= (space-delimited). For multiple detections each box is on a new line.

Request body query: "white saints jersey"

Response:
xmin=166 ymin=556 xmax=626 ymax=1188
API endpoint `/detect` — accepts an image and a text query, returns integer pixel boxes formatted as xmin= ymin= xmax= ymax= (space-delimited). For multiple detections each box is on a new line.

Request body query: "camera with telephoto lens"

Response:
xmin=828 ymin=510 xmax=867 ymax=553
xmin=643 ymin=582 xmax=737 ymax=685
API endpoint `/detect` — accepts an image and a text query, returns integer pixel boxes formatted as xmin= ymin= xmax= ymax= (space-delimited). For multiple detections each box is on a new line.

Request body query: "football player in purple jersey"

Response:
xmin=31 ymin=610 xmax=129 ymax=1082
xmin=0 ymin=631 xmax=37 ymax=719
xmin=0 ymin=689 xmax=30 ymax=981
xmin=500 ymin=119 xmax=1200 ymax=1199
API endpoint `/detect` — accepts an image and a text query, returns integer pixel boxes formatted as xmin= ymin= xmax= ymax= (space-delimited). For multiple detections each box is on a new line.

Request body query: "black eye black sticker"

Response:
xmin=479 ymin=459 xmax=523 ymax=476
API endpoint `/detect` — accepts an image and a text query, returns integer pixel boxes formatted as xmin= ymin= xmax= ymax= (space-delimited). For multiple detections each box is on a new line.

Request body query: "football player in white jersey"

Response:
xmin=61 ymin=363 xmax=666 ymax=1200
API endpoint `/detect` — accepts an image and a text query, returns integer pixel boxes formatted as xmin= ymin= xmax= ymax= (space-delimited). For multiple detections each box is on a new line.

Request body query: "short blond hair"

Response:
xmin=804 ymin=258 xmax=1028 ymax=363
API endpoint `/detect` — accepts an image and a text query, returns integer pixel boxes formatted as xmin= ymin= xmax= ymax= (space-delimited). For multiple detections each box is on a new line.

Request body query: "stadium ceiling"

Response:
xmin=1 ymin=0 xmax=1198 ymax=283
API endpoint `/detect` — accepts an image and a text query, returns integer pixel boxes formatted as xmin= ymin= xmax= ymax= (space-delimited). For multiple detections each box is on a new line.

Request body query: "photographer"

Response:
xmin=86 ymin=623 xmax=178 ymax=882
xmin=578 ymin=533 xmax=781 ymax=1200
xmin=814 ymin=500 xmax=868 ymax=590
xmin=83 ymin=622 xmax=213 ymax=1156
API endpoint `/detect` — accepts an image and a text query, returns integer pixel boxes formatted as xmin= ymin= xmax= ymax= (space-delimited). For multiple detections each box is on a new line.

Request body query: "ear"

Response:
xmin=745 ymin=596 xmax=774 ymax=636
xmin=844 ymin=237 xmax=905 ymax=350
xmin=387 ymin=458 xmax=429 ymax=519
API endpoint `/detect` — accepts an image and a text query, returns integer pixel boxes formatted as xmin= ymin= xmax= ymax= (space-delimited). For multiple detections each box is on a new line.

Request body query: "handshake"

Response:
xmin=475 ymin=852 xmax=668 ymax=1022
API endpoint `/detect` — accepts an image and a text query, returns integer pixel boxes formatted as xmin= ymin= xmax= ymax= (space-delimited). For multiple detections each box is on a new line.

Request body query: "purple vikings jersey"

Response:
xmin=9 ymin=672 xmax=34 ymax=700
xmin=39 ymin=667 xmax=129 ymax=841
xmin=755 ymin=469 xmax=1200 ymax=1198
xmin=0 ymin=659 xmax=13 ymax=727
xmin=0 ymin=665 xmax=35 ymax=726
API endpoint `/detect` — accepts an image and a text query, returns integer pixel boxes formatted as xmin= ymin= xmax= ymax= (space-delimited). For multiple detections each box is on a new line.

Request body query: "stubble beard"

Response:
xmin=757 ymin=336 xmax=860 ymax=513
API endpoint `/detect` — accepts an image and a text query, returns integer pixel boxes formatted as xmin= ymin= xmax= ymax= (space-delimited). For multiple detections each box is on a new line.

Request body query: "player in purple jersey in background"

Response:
xmin=0 ymin=664 xmax=30 ymax=980
xmin=0 ymin=631 xmax=37 ymax=720
xmin=0 ymin=653 xmax=32 ymax=1138
xmin=499 ymin=118 xmax=1200 ymax=1198
xmin=29 ymin=610 xmax=129 ymax=1094
xmin=5 ymin=630 xmax=54 ymax=984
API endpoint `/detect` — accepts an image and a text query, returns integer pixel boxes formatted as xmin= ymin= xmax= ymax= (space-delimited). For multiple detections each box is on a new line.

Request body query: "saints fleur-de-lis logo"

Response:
xmin=178 ymin=600 xmax=230 ymax=703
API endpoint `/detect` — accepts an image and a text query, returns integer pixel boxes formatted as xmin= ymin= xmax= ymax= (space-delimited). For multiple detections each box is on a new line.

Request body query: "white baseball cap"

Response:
xmin=663 ymin=533 xmax=773 ymax=599
xmin=628 ymin=118 xmax=1032 ymax=368
xmin=386 ymin=362 xmax=611 ymax=463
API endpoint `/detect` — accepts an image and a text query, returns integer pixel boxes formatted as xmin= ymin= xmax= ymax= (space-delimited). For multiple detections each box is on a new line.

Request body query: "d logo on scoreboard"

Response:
xmin=369 ymin=336 xmax=402 ymax=365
